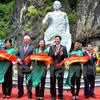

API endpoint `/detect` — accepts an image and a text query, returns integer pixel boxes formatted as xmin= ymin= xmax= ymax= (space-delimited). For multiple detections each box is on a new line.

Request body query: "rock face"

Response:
xmin=9 ymin=0 xmax=44 ymax=47
xmin=76 ymin=0 xmax=100 ymax=45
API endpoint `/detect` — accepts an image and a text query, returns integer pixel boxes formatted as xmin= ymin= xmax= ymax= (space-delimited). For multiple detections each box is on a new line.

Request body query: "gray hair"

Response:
xmin=24 ymin=35 xmax=30 ymax=40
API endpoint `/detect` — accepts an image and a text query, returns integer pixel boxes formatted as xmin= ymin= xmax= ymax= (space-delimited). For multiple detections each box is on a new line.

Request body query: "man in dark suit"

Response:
xmin=16 ymin=35 xmax=34 ymax=99
xmin=83 ymin=43 xmax=97 ymax=99
xmin=48 ymin=35 xmax=68 ymax=100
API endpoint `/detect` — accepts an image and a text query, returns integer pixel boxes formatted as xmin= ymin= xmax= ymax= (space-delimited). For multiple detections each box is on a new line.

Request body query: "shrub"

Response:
xmin=68 ymin=10 xmax=77 ymax=23
xmin=0 ymin=0 xmax=15 ymax=38
xmin=26 ymin=6 xmax=42 ymax=20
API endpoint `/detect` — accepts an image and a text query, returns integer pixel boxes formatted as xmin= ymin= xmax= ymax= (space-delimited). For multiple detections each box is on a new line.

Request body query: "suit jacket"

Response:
xmin=83 ymin=51 xmax=97 ymax=76
xmin=48 ymin=44 xmax=68 ymax=69
xmin=17 ymin=44 xmax=34 ymax=67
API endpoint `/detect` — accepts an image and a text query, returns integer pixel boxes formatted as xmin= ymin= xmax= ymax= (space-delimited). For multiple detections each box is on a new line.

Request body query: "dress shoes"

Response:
xmin=2 ymin=95 xmax=6 ymax=98
xmin=36 ymin=97 xmax=40 ymax=100
xmin=90 ymin=94 xmax=96 ymax=98
xmin=39 ymin=98 xmax=43 ymax=100
xmin=71 ymin=96 xmax=75 ymax=100
xmin=16 ymin=95 xmax=23 ymax=98
xmin=51 ymin=97 xmax=56 ymax=100
xmin=75 ymin=96 xmax=79 ymax=100
xmin=72 ymin=99 xmax=75 ymax=100
xmin=6 ymin=95 xmax=10 ymax=99
xmin=85 ymin=96 xmax=89 ymax=99
xmin=28 ymin=96 xmax=32 ymax=99
xmin=60 ymin=98 xmax=65 ymax=100
xmin=58 ymin=97 xmax=65 ymax=100
xmin=39 ymin=97 xmax=43 ymax=100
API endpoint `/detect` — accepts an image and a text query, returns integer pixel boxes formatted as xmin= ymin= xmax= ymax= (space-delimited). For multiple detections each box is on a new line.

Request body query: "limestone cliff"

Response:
xmin=9 ymin=0 xmax=45 ymax=46
xmin=76 ymin=0 xmax=100 ymax=45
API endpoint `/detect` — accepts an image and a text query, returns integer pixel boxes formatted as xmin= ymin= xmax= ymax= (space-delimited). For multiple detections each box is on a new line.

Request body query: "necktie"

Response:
xmin=24 ymin=45 xmax=27 ymax=54
xmin=56 ymin=45 xmax=60 ymax=52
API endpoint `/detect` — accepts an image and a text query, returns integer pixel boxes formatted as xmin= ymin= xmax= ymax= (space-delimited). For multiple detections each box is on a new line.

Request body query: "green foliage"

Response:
xmin=68 ymin=10 xmax=77 ymax=23
xmin=44 ymin=0 xmax=66 ymax=6
xmin=44 ymin=0 xmax=54 ymax=6
xmin=96 ymin=65 xmax=100 ymax=75
xmin=68 ymin=0 xmax=77 ymax=10
xmin=61 ymin=8 xmax=66 ymax=12
xmin=0 ymin=0 xmax=12 ymax=3
xmin=24 ymin=22 xmax=32 ymax=29
xmin=22 ymin=22 xmax=33 ymax=34
xmin=27 ymin=6 xmax=42 ymax=20
xmin=97 ymin=45 xmax=100 ymax=52
xmin=40 ymin=32 xmax=45 ymax=37
xmin=88 ymin=3 xmax=93 ymax=10
xmin=39 ymin=6 xmax=52 ymax=17
xmin=0 ymin=0 xmax=15 ymax=38
xmin=44 ymin=0 xmax=51 ymax=5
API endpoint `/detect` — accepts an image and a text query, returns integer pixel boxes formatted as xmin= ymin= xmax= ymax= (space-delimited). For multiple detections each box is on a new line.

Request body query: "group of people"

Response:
xmin=0 ymin=35 xmax=97 ymax=100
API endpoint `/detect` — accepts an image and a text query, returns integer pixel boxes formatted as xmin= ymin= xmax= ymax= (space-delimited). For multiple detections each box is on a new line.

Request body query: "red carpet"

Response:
xmin=0 ymin=87 xmax=100 ymax=100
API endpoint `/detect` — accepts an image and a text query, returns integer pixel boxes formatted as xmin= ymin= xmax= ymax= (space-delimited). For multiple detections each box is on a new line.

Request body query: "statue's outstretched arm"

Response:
xmin=42 ymin=13 xmax=52 ymax=25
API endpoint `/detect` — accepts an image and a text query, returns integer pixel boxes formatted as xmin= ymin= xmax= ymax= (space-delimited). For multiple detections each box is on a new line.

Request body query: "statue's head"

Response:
xmin=53 ymin=1 xmax=61 ymax=10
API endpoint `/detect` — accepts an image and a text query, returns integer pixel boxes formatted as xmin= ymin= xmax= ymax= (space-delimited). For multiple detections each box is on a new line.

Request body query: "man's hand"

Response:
xmin=17 ymin=59 xmax=22 ymax=65
xmin=93 ymin=52 xmax=96 ymax=58
xmin=89 ymin=50 xmax=93 ymax=57
xmin=30 ymin=66 xmax=33 ymax=71
xmin=55 ymin=46 xmax=59 ymax=55
xmin=60 ymin=47 xmax=63 ymax=55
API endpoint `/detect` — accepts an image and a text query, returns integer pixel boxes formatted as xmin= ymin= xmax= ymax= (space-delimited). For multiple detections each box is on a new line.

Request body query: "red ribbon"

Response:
xmin=0 ymin=50 xmax=17 ymax=62
xmin=24 ymin=52 xmax=53 ymax=66
xmin=56 ymin=54 xmax=90 ymax=66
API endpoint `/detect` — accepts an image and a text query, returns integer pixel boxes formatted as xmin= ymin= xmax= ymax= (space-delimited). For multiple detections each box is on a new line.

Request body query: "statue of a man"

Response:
xmin=42 ymin=1 xmax=71 ymax=51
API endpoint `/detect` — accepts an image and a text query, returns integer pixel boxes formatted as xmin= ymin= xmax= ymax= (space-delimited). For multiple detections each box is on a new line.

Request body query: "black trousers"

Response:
xmin=18 ymin=65 xmax=32 ymax=97
xmin=2 ymin=64 xmax=12 ymax=96
xmin=35 ymin=70 xmax=47 ymax=98
xmin=84 ymin=75 xmax=95 ymax=97
xmin=71 ymin=70 xmax=82 ymax=96
xmin=50 ymin=67 xmax=64 ymax=98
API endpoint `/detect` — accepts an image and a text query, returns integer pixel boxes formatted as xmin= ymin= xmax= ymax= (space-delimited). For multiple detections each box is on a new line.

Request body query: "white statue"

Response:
xmin=42 ymin=1 xmax=71 ymax=51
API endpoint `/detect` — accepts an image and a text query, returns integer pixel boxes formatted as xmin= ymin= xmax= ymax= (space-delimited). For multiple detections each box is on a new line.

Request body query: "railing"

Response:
xmin=12 ymin=71 xmax=100 ymax=91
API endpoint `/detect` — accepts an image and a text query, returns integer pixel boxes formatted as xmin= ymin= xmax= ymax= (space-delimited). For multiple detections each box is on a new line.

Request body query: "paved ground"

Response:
xmin=0 ymin=87 xmax=100 ymax=100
